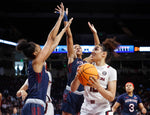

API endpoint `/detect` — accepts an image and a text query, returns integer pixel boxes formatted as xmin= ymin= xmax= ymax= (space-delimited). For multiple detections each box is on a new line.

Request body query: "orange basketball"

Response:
xmin=77 ymin=63 xmax=99 ymax=86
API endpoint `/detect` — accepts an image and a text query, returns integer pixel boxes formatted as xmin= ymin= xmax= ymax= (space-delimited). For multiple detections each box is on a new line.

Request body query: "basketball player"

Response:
xmin=16 ymin=63 xmax=54 ymax=115
xmin=112 ymin=82 xmax=147 ymax=115
xmin=56 ymin=7 xmax=100 ymax=115
xmin=16 ymin=3 xmax=73 ymax=115
xmin=71 ymin=38 xmax=120 ymax=115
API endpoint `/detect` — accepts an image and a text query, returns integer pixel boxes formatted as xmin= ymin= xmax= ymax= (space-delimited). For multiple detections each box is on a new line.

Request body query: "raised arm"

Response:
xmin=49 ymin=2 xmax=65 ymax=40
xmin=83 ymin=22 xmax=100 ymax=63
xmin=52 ymin=18 xmax=73 ymax=49
xmin=63 ymin=8 xmax=75 ymax=65
xmin=34 ymin=2 xmax=65 ymax=65
xmin=36 ymin=9 xmax=73 ymax=63
xmin=88 ymin=22 xmax=100 ymax=45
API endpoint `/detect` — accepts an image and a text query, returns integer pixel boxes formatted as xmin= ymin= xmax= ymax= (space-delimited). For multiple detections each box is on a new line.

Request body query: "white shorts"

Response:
xmin=81 ymin=111 xmax=113 ymax=115
xmin=80 ymin=100 xmax=112 ymax=115
xmin=44 ymin=102 xmax=54 ymax=115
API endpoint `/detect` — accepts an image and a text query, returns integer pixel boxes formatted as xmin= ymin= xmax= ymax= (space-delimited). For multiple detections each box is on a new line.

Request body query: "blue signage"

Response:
xmin=40 ymin=45 xmax=134 ymax=53
xmin=114 ymin=45 xmax=134 ymax=53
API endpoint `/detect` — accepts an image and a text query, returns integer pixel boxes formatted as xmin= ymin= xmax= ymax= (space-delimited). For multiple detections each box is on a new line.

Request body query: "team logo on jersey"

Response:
xmin=125 ymin=96 xmax=129 ymax=98
xmin=134 ymin=96 xmax=137 ymax=99
xmin=100 ymin=77 xmax=105 ymax=81
xmin=102 ymin=71 xmax=107 ymax=76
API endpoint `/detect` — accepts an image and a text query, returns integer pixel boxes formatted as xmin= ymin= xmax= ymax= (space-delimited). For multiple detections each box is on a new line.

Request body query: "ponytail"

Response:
xmin=101 ymin=37 xmax=120 ymax=63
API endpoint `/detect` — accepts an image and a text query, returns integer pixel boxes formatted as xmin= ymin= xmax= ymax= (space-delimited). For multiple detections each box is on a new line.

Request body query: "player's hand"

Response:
xmin=16 ymin=90 xmax=22 ymax=97
xmin=142 ymin=108 xmax=147 ymax=114
xmin=16 ymin=90 xmax=28 ymax=101
xmin=88 ymin=22 xmax=97 ymax=34
xmin=65 ymin=8 xmax=68 ymax=16
xmin=55 ymin=2 xmax=64 ymax=18
xmin=21 ymin=90 xmax=28 ymax=101
xmin=77 ymin=65 xmax=82 ymax=72
xmin=89 ymin=76 xmax=100 ymax=89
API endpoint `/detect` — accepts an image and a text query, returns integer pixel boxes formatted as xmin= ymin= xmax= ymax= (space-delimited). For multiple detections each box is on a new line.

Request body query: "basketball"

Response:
xmin=77 ymin=63 xmax=99 ymax=86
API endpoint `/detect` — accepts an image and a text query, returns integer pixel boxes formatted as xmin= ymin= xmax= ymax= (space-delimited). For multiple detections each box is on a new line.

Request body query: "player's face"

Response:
xmin=74 ymin=44 xmax=82 ymax=56
xmin=91 ymin=45 xmax=104 ymax=62
xmin=125 ymin=83 xmax=134 ymax=93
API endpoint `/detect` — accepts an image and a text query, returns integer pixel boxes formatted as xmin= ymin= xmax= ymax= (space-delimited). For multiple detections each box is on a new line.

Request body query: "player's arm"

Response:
xmin=89 ymin=76 xmax=117 ymax=102
xmin=49 ymin=2 xmax=64 ymax=41
xmin=83 ymin=54 xmax=92 ymax=63
xmin=93 ymin=68 xmax=117 ymax=102
xmin=16 ymin=79 xmax=28 ymax=97
xmin=83 ymin=22 xmax=100 ymax=63
xmin=88 ymin=22 xmax=100 ymax=45
xmin=98 ymin=80 xmax=117 ymax=102
xmin=112 ymin=102 xmax=120 ymax=113
xmin=16 ymin=79 xmax=28 ymax=101
xmin=71 ymin=73 xmax=81 ymax=92
xmin=139 ymin=103 xmax=147 ymax=114
xmin=35 ymin=3 xmax=73 ymax=65
xmin=63 ymin=8 xmax=75 ymax=65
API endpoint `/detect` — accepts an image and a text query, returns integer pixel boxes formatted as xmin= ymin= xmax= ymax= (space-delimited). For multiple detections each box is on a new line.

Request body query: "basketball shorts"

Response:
xmin=80 ymin=111 xmax=113 ymax=115
xmin=61 ymin=89 xmax=84 ymax=115
xmin=22 ymin=103 xmax=44 ymax=115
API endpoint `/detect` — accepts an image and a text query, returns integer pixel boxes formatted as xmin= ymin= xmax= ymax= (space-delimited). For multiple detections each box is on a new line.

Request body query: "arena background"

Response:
xmin=0 ymin=0 xmax=150 ymax=114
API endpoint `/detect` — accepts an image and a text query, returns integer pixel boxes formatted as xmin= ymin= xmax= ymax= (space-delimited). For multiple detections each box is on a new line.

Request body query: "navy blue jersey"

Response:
xmin=117 ymin=93 xmax=142 ymax=115
xmin=67 ymin=58 xmax=85 ymax=91
xmin=27 ymin=61 xmax=49 ymax=102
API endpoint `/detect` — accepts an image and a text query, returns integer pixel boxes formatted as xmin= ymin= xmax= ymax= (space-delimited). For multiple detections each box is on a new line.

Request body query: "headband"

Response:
xmin=125 ymin=82 xmax=134 ymax=88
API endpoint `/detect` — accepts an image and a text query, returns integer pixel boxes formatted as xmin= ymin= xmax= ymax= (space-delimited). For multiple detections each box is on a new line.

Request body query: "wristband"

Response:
xmin=56 ymin=11 xmax=68 ymax=21
xmin=63 ymin=12 xmax=68 ymax=21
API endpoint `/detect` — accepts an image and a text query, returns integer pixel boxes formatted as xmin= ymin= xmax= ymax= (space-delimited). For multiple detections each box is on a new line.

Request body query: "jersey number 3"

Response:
xmin=129 ymin=103 xmax=134 ymax=112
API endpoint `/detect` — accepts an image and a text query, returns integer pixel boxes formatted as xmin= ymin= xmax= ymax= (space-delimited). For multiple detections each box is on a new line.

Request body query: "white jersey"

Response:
xmin=81 ymin=63 xmax=117 ymax=115
xmin=45 ymin=70 xmax=52 ymax=102
xmin=45 ymin=70 xmax=54 ymax=115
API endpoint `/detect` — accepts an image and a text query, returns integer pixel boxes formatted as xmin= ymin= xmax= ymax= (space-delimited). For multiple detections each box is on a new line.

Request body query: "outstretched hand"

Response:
xmin=55 ymin=2 xmax=65 ymax=18
xmin=88 ymin=22 xmax=97 ymax=33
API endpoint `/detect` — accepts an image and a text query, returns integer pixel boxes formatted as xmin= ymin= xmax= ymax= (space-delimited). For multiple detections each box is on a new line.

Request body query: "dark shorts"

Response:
xmin=22 ymin=103 xmax=44 ymax=115
xmin=61 ymin=89 xmax=84 ymax=115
